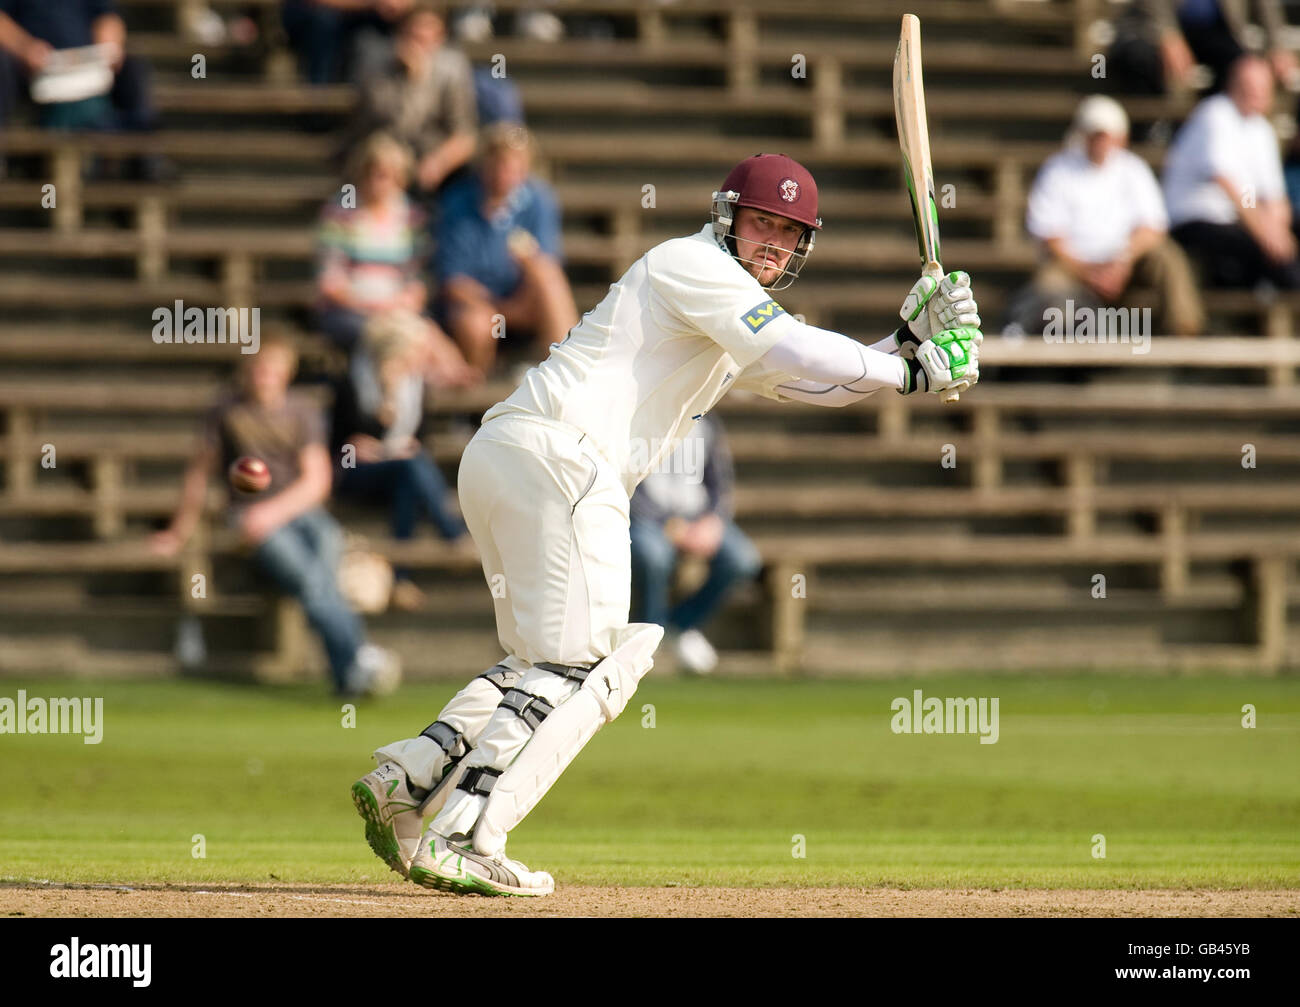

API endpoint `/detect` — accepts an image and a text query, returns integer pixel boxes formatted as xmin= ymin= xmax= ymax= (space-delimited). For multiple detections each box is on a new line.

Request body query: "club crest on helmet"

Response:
xmin=779 ymin=178 xmax=799 ymax=202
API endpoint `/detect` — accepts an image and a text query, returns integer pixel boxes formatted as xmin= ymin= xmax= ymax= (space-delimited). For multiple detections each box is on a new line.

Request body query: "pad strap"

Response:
xmin=534 ymin=661 xmax=592 ymax=684
xmin=479 ymin=663 xmax=522 ymax=693
xmin=498 ymin=688 xmax=554 ymax=731
xmin=419 ymin=720 xmax=464 ymax=758
xmin=457 ymin=766 xmax=501 ymax=797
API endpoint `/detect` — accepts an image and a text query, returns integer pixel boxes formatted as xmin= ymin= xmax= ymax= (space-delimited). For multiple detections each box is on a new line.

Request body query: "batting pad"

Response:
xmin=471 ymin=623 xmax=663 ymax=856
xmin=373 ymin=655 xmax=531 ymax=792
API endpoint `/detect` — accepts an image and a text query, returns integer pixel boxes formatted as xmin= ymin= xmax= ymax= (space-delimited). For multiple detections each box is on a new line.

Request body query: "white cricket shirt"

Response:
xmin=483 ymin=224 xmax=798 ymax=496
xmin=1025 ymin=146 xmax=1168 ymax=263
xmin=1162 ymin=93 xmax=1286 ymax=227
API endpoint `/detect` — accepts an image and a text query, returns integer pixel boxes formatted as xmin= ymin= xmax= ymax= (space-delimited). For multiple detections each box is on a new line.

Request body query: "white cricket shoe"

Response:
xmin=351 ymin=761 xmax=423 ymax=878
xmin=357 ymin=644 xmax=402 ymax=696
xmin=674 ymin=629 xmax=718 ymax=675
xmin=408 ymin=831 xmax=554 ymax=897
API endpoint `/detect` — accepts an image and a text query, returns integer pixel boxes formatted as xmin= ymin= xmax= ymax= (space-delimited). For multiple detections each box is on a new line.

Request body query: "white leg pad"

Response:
xmin=373 ymin=656 xmax=530 ymax=792
xmin=427 ymin=660 xmax=586 ymax=840
xmin=470 ymin=623 xmax=663 ymax=856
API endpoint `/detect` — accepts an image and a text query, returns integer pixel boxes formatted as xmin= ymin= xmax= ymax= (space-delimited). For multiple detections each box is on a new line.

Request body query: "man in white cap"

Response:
xmin=1017 ymin=94 xmax=1203 ymax=337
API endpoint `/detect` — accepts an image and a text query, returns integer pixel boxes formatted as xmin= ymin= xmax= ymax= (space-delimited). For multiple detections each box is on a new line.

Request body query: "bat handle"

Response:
xmin=922 ymin=264 xmax=960 ymax=403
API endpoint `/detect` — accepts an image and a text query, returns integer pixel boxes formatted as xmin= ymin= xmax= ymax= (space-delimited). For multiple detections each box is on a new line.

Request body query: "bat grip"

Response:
xmin=922 ymin=265 xmax=961 ymax=403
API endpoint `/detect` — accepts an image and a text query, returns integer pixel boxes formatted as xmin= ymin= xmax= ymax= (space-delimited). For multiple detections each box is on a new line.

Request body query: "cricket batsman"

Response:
xmin=351 ymin=153 xmax=983 ymax=896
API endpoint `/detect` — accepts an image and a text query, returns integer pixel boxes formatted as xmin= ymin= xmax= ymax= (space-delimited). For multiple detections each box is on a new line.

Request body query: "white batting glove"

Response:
xmin=893 ymin=271 xmax=981 ymax=358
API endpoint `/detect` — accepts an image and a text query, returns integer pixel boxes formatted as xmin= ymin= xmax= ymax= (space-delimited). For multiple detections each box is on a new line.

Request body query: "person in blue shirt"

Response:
xmin=434 ymin=122 xmax=578 ymax=373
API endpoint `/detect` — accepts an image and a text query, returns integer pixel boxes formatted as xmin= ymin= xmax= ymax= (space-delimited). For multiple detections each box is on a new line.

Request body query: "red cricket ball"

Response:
xmin=229 ymin=455 xmax=271 ymax=494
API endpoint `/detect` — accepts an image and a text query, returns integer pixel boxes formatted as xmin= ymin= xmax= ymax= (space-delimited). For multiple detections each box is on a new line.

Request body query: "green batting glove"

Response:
xmin=898 ymin=325 xmax=983 ymax=395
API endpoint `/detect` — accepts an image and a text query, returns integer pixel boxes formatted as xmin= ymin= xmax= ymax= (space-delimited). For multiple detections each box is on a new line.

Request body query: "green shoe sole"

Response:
xmin=409 ymin=860 xmax=552 ymax=897
xmin=350 ymin=781 xmax=408 ymax=879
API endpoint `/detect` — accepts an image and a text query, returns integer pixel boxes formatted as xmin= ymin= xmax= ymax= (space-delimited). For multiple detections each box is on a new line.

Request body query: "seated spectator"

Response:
xmin=282 ymin=0 xmax=413 ymax=86
xmin=331 ymin=310 xmax=467 ymax=612
xmin=150 ymin=333 xmax=401 ymax=697
xmin=472 ymin=64 xmax=523 ymax=127
xmin=345 ymin=2 xmax=476 ymax=196
xmin=317 ymin=131 xmax=479 ymax=385
xmin=1011 ymin=96 xmax=1203 ymax=338
xmin=1165 ymin=55 xmax=1300 ymax=289
xmin=0 ymin=0 xmax=159 ymax=174
xmin=629 ymin=417 xmax=762 ymax=676
xmin=1177 ymin=0 xmax=1295 ymax=92
xmin=1106 ymin=1 xmax=1295 ymax=97
xmin=434 ymin=123 xmax=578 ymax=373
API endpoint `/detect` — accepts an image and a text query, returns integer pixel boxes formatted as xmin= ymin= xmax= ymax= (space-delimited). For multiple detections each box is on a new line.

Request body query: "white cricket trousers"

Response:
xmin=374 ymin=412 xmax=634 ymax=790
xmin=459 ymin=411 xmax=632 ymax=665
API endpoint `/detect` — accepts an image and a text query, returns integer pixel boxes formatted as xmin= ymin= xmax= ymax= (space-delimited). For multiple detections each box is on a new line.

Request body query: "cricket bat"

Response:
xmin=893 ymin=13 xmax=962 ymax=403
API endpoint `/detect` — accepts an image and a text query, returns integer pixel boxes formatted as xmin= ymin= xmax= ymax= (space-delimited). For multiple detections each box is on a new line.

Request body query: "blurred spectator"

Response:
xmin=629 ymin=417 xmax=761 ymax=676
xmin=0 ymin=0 xmax=159 ymax=174
xmin=282 ymin=0 xmax=413 ymax=86
xmin=434 ymin=122 xmax=577 ymax=373
xmin=346 ymin=2 xmax=476 ymax=196
xmin=1106 ymin=1 xmax=1294 ymax=96
xmin=150 ymin=333 xmax=401 ymax=697
xmin=317 ymin=131 xmax=479 ymax=385
xmin=331 ymin=310 xmax=468 ymax=612
xmin=1011 ymin=96 xmax=1203 ymax=337
xmin=472 ymin=65 xmax=523 ymax=127
xmin=1165 ymin=56 xmax=1300 ymax=288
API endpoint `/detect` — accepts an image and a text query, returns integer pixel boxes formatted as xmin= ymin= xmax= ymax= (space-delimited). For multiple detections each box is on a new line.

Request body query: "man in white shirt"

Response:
xmin=1164 ymin=55 xmax=1300 ymax=288
xmin=1018 ymin=95 xmax=1203 ymax=337
xmin=350 ymin=153 xmax=984 ymax=896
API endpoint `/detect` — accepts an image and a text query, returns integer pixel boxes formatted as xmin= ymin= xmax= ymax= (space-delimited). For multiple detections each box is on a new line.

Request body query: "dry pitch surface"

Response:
xmin=4 ymin=883 xmax=1298 ymax=918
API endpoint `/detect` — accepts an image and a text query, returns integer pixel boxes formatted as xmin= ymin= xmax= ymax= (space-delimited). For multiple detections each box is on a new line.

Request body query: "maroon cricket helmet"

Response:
xmin=718 ymin=153 xmax=822 ymax=230
xmin=711 ymin=153 xmax=822 ymax=290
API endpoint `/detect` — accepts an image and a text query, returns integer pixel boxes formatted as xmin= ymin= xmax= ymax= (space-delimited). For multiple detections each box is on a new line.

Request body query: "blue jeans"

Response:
xmin=252 ymin=508 xmax=365 ymax=692
xmin=337 ymin=455 xmax=466 ymax=540
xmin=282 ymin=1 xmax=389 ymax=85
xmin=629 ymin=519 xmax=762 ymax=632
xmin=316 ymin=306 xmax=369 ymax=355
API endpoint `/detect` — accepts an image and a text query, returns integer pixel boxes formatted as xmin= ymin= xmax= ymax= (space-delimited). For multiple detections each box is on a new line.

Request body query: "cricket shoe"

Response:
xmin=351 ymin=761 xmax=423 ymax=879
xmin=408 ymin=831 xmax=554 ymax=897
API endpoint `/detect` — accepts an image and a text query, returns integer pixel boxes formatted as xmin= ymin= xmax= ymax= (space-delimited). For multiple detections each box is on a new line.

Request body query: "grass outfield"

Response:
xmin=0 ymin=674 xmax=1297 ymax=889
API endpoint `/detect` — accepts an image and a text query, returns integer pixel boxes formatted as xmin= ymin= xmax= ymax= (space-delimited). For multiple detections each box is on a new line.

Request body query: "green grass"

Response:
xmin=1 ymin=674 xmax=1298 ymax=888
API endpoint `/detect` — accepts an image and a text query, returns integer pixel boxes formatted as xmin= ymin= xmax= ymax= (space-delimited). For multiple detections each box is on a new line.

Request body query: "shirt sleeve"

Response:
xmin=1129 ymin=156 xmax=1169 ymax=231
xmin=296 ymin=396 xmax=328 ymax=450
xmin=700 ymin=419 xmax=735 ymax=520
xmin=433 ymin=184 xmax=477 ymax=284
xmin=407 ymin=200 xmax=429 ymax=283
xmin=731 ymin=357 xmax=800 ymax=401
xmin=316 ymin=205 xmax=351 ymax=291
xmin=443 ymin=49 xmax=478 ymax=137
xmin=529 ymin=181 xmax=563 ymax=260
xmin=1203 ymin=100 xmax=1243 ymax=184
xmin=1025 ymin=160 xmax=1069 ymax=242
xmin=1256 ymin=123 xmax=1286 ymax=201
xmin=651 ymin=242 xmax=799 ymax=367
xmin=629 ymin=485 xmax=670 ymax=527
